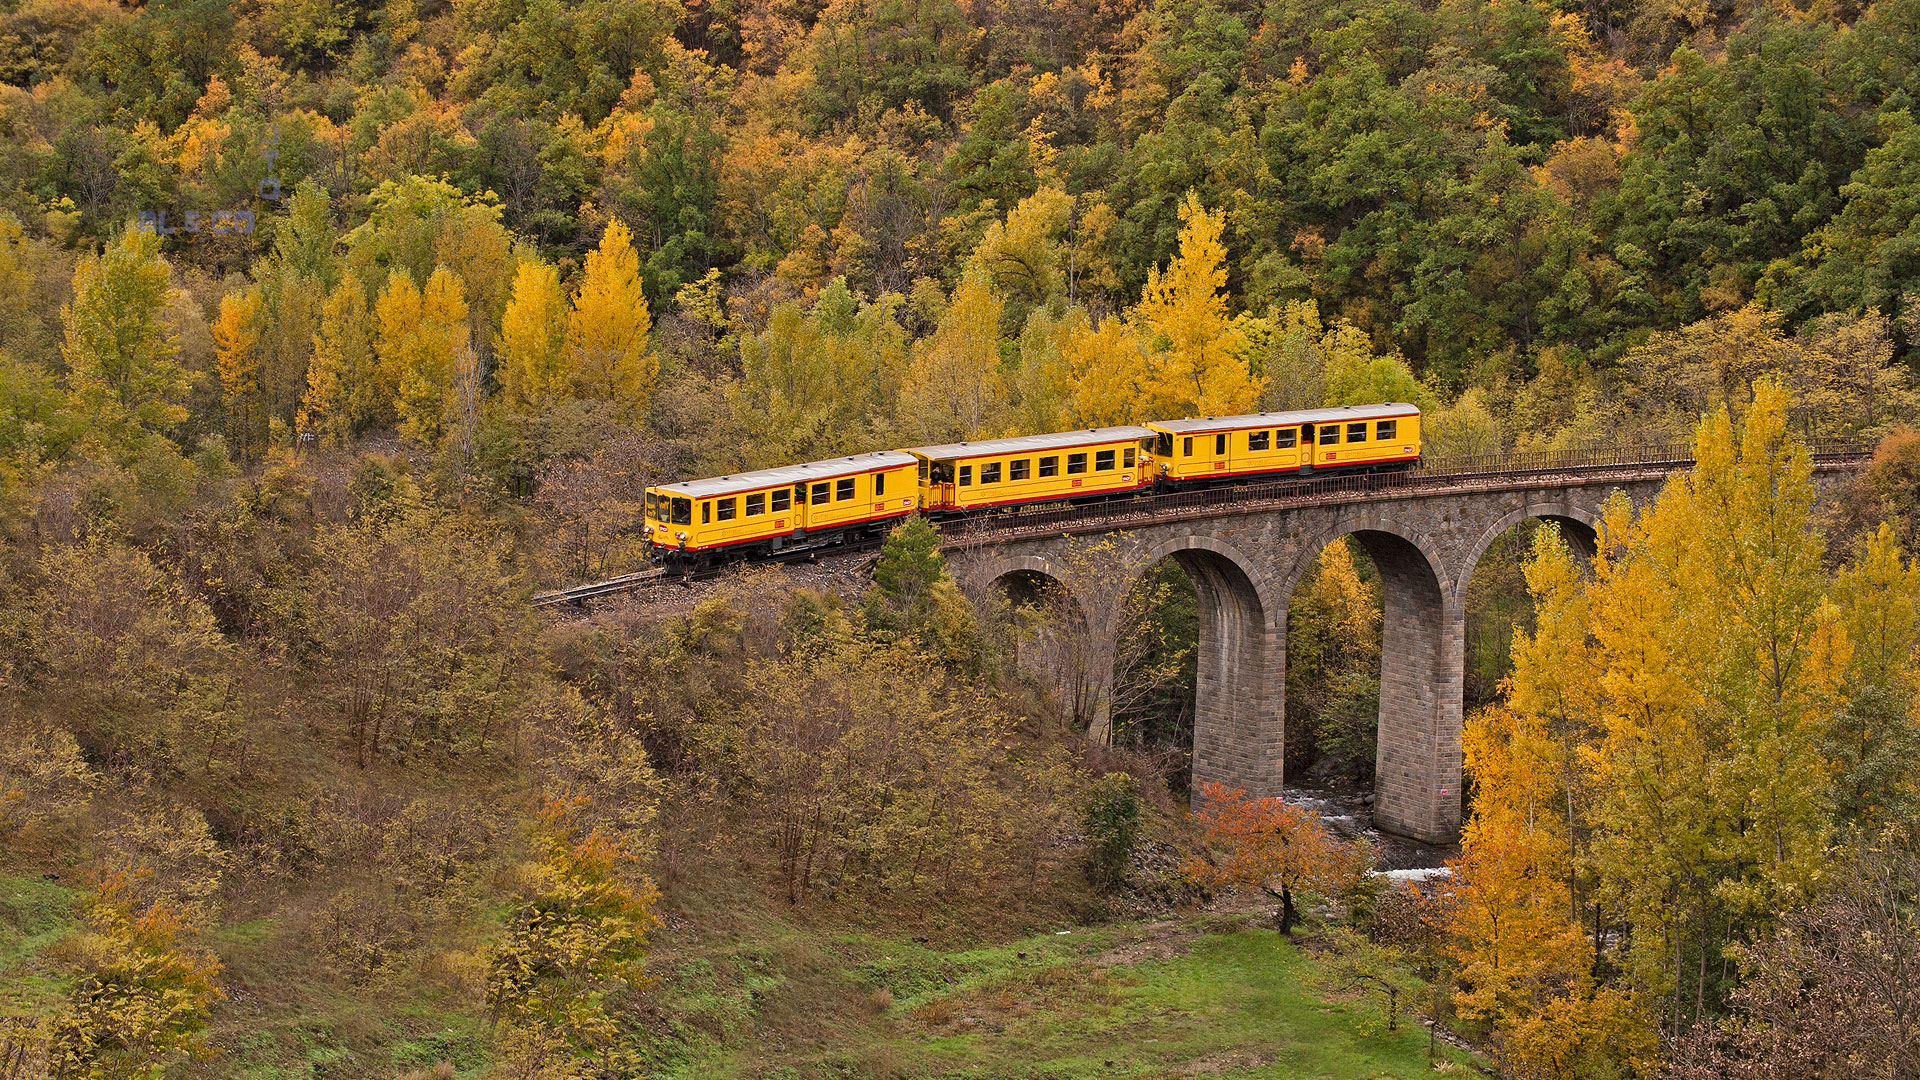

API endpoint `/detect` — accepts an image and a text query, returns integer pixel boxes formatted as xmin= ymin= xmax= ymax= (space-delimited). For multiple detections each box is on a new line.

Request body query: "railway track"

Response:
xmin=529 ymin=541 xmax=886 ymax=608
xmin=534 ymin=441 xmax=1873 ymax=608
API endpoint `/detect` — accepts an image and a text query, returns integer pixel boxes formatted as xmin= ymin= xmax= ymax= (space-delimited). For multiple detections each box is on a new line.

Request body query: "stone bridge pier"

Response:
xmin=946 ymin=483 xmax=1637 ymax=844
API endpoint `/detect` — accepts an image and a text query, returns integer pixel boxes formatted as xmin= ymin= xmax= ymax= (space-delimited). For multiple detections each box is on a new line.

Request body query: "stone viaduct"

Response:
xmin=941 ymin=452 xmax=1867 ymax=845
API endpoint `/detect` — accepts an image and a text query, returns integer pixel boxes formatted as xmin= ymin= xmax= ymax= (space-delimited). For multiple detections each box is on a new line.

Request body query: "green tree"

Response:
xmin=61 ymin=228 xmax=188 ymax=457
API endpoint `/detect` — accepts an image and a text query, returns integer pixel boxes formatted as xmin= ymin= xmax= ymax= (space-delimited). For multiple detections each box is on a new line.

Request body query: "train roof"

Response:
xmin=904 ymin=426 xmax=1154 ymax=461
xmin=652 ymin=451 xmax=917 ymax=499
xmin=1148 ymin=403 xmax=1419 ymax=434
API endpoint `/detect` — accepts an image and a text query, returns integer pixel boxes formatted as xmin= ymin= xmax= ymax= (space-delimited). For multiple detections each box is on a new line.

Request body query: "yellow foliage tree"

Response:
xmin=299 ymin=271 xmax=378 ymax=443
xmin=1134 ymin=191 xmax=1262 ymax=416
xmin=376 ymin=267 xmax=468 ymax=448
xmin=496 ymin=259 xmax=572 ymax=412
xmin=1064 ymin=316 xmax=1153 ymax=427
xmin=567 ymin=220 xmax=656 ymax=416
xmin=211 ymin=286 xmax=267 ymax=459
xmin=1069 ymin=192 xmax=1263 ymax=423
xmin=899 ymin=261 xmax=1007 ymax=442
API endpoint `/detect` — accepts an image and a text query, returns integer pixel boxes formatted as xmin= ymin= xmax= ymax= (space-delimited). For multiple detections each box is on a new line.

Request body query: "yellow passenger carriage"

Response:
xmin=644 ymin=451 xmax=920 ymax=566
xmin=1145 ymin=404 xmax=1421 ymax=486
xmin=906 ymin=427 xmax=1157 ymax=516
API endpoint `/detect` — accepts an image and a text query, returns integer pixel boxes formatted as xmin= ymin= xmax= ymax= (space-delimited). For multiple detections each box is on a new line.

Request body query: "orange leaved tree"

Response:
xmin=1186 ymin=782 xmax=1351 ymax=934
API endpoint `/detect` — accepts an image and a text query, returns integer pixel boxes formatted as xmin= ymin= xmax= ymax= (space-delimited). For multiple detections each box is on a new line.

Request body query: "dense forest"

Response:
xmin=3 ymin=0 xmax=1920 ymax=1073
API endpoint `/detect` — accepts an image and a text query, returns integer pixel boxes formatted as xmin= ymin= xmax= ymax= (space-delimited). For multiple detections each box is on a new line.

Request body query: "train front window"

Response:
xmin=1095 ymin=450 xmax=1116 ymax=471
xmin=959 ymin=466 xmax=972 ymax=486
xmin=1067 ymin=453 xmax=1087 ymax=474
xmin=1377 ymin=419 xmax=1397 ymax=440
xmin=1319 ymin=426 xmax=1340 ymax=445
xmin=1155 ymin=432 xmax=1173 ymax=456
xmin=1347 ymin=422 xmax=1368 ymax=442
xmin=836 ymin=478 xmax=855 ymax=500
xmin=1276 ymin=428 xmax=1297 ymax=449
xmin=1010 ymin=459 xmax=1030 ymax=480
xmin=811 ymin=482 xmax=831 ymax=504
xmin=671 ymin=498 xmax=691 ymax=525
xmin=771 ymin=489 xmax=790 ymax=512
xmin=1038 ymin=456 xmax=1058 ymax=478
xmin=1248 ymin=430 xmax=1269 ymax=451
xmin=981 ymin=462 xmax=1001 ymax=484
xmin=746 ymin=493 xmax=765 ymax=517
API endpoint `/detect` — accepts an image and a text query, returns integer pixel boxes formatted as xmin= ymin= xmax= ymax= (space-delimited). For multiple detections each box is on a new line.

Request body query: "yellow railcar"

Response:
xmin=1145 ymin=404 xmax=1421 ymax=485
xmin=906 ymin=427 xmax=1156 ymax=515
xmin=644 ymin=451 xmax=920 ymax=565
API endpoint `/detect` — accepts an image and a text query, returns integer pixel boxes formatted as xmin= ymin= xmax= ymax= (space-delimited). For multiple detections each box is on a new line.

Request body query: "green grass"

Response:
xmin=650 ymin=914 xmax=1476 ymax=1079
xmin=0 ymin=872 xmax=80 ymax=1016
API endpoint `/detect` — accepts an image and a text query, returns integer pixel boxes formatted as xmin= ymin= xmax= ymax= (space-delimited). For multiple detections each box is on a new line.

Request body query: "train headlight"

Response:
xmin=675 ymin=531 xmax=687 ymax=541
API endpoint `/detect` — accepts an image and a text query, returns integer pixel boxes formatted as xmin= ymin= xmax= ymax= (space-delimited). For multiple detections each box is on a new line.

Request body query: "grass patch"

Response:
xmin=0 ymin=872 xmax=80 ymax=1016
xmin=649 ymin=914 xmax=1476 ymax=1079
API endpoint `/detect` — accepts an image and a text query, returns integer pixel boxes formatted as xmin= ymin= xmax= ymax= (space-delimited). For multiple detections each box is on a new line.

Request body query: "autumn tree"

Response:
xmin=299 ymin=271 xmax=378 ymax=443
xmin=567 ymin=220 xmax=656 ymax=416
xmin=487 ymin=799 xmax=658 ymax=1075
xmin=211 ymin=285 xmax=267 ymax=459
xmin=375 ymin=267 xmax=469 ymax=448
xmin=1068 ymin=192 xmax=1263 ymax=424
xmin=898 ymin=261 xmax=1007 ymax=443
xmin=49 ymin=881 xmax=225 ymax=1080
xmin=496 ymin=258 xmax=573 ymax=412
xmin=61 ymin=228 xmax=187 ymax=458
xmin=1186 ymin=782 xmax=1350 ymax=934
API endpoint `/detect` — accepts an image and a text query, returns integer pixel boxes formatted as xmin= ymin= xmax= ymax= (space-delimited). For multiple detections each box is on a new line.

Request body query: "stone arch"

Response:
xmin=1136 ymin=536 xmax=1286 ymax=799
xmin=1452 ymin=499 xmax=1603 ymax=602
xmin=1282 ymin=511 xmax=1462 ymax=844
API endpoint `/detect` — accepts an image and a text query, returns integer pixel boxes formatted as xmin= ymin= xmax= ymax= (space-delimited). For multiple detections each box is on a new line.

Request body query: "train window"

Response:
xmin=671 ymin=498 xmax=691 ymax=525
xmin=1377 ymin=419 xmax=1397 ymax=441
xmin=746 ymin=493 xmax=765 ymax=517
xmin=1347 ymin=422 xmax=1368 ymax=442
xmin=1124 ymin=447 xmax=1136 ymax=468
xmin=1038 ymin=456 xmax=1058 ymax=477
xmin=874 ymin=472 xmax=886 ymax=496
xmin=836 ymin=477 xmax=855 ymax=500
xmin=772 ymin=489 xmax=790 ymax=512
xmin=702 ymin=501 xmax=711 ymax=524
xmin=1095 ymin=450 xmax=1116 ymax=471
xmin=981 ymin=462 xmax=1002 ymax=484
xmin=1215 ymin=434 xmax=1227 ymax=456
xmin=716 ymin=498 xmax=737 ymax=521
xmin=1067 ymin=453 xmax=1088 ymax=474
xmin=1155 ymin=432 xmax=1173 ymax=456
xmin=811 ymin=482 xmax=831 ymax=505
xmin=1276 ymin=428 xmax=1297 ymax=449
xmin=1319 ymin=426 xmax=1340 ymax=445
xmin=1010 ymin=459 xmax=1030 ymax=480
xmin=918 ymin=459 xmax=929 ymax=483
xmin=1248 ymin=430 xmax=1270 ymax=451
xmin=959 ymin=466 xmax=972 ymax=486
xmin=1183 ymin=437 xmax=1193 ymax=457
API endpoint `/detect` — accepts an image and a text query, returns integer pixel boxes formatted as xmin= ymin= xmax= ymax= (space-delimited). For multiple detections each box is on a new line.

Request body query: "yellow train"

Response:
xmin=643 ymin=403 xmax=1420 ymax=566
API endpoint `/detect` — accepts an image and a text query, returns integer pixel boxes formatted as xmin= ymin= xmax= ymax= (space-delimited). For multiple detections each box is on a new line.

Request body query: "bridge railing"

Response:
xmin=938 ymin=439 xmax=1873 ymax=546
